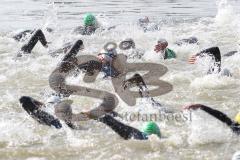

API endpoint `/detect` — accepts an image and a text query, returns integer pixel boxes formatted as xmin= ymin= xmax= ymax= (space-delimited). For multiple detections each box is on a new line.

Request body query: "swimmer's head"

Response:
xmin=141 ymin=121 xmax=161 ymax=138
xmin=97 ymin=52 xmax=113 ymax=64
xmin=83 ymin=13 xmax=96 ymax=26
xmin=232 ymin=151 xmax=240 ymax=160
xmin=103 ymin=42 xmax=117 ymax=58
xmin=155 ymin=38 xmax=168 ymax=53
xmin=47 ymin=96 xmax=61 ymax=104
xmin=235 ymin=112 xmax=240 ymax=124
xmin=119 ymin=38 xmax=135 ymax=50
xmin=138 ymin=16 xmax=150 ymax=27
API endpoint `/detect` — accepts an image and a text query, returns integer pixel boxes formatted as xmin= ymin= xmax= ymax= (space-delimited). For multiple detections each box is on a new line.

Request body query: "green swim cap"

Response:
xmin=83 ymin=13 xmax=96 ymax=26
xmin=142 ymin=121 xmax=161 ymax=137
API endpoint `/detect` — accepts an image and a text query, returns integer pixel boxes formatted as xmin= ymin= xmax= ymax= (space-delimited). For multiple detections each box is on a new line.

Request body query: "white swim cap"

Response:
xmin=232 ymin=151 xmax=240 ymax=160
xmin=47 ymin=96 xmax=61 ymax=104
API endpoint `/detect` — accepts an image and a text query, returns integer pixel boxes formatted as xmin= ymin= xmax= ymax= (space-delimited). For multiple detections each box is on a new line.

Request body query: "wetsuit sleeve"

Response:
xmin=20 ymin=29 xmax=48 ymax=53
xmin=32 ymin=110 xmax=62 ymax=129
xmin=200 ymin=105 xmax=234 ymax=127
xmin=196 ymin=47 xmax=221 ymax=73
xmin=98 ymin=115 xmax=148 ymax=140
xmin=196 ymin=47 xmax=221 ymax=63
xmin=59 ymin=40 xmax=83 ymax=73
xmin=62 ymin=40 xmax=83 ymax=61
xmin=200 ymin=105 xmax=240 ymax=134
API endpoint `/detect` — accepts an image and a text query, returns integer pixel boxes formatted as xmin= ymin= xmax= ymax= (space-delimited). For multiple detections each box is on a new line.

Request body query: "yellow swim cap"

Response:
xmin=234 ymin=112 xmax=240 ymax=124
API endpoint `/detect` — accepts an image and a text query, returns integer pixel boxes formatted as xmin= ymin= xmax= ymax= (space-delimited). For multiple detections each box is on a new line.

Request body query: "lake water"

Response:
xmin=0 ymin=0 xmax=240 ymax=160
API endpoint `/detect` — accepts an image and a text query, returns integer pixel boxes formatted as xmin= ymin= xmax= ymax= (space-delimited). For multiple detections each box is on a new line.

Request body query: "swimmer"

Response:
xmin=73 ymin=13 xmax=100 ymax=35
xmin=154 ymin=38 xmax=176 ymax=59
xmin=77 ymin=42 xmax=120 ymax=78
xmin=175 ymin=37 xmax=199 ymax=46
xmin=183 ymin=104 xmax=240 ymax=135
xmin=19 ymin=95 xmax=117 ymax=129
xmin=119 ymin=38 xmax=144 ymax=59
xmin=13 ymin=28 xmax=53 ymax=42
xmin=98 ymin=114 xmax=161 ymax=140
xmin=17 ymin=29 xmax=49 ymax=56
xmin=138 ymin=16 xmax=160 ymax=32
xmin=188 ymin=47 xmax=232 ymax=76
xmin=16 ymin=29 xmax=80 ymax=57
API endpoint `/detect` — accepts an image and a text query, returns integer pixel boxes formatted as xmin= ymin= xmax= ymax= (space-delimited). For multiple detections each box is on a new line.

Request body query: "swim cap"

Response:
xmin=83 ymin=13 xmax=96 ymax=26
xmin=232 ymin=151 xmax=240 ymax=160
xmin=235 ymin=112 xmax=240 ymax=124
xmin=119 ymin=38 xmax=135 ymax=50
xmin=141 ymin=121 xmax=161 ymax=137
xmin=103 ymin=42 xmax=118 ymax=58
xmin=157 ymin=38 xmax=168 ymax=46
xmin=47 ymin=96 xmax=61 ymax=104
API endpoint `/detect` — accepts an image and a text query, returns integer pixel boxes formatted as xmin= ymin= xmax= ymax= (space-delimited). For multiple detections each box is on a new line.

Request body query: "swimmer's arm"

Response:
xmin=123 ymin=74 xmax=146 ymax=89
xmin=99 ymin=115 xmax=147 ymax=140
xmin=185 ymin=104 xmax=234 ymax=127
xmin=189 ymin=47 xmax=221 ymax=64
xmin=196 ymin=47 xmax=221 ymax=62
xmin=200 ymin=105 xmax=234 ymax=126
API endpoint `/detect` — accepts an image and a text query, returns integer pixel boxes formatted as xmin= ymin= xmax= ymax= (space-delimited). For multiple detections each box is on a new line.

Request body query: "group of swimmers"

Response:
xmin=14 ymin=12 xmax=240 ymax=158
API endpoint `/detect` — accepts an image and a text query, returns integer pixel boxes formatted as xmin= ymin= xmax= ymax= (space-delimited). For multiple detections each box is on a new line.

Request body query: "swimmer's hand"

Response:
xmin=182 ymin=104 xmax=202 ymax=110
xmin=188 ymin=55 xmax=197 ymax=64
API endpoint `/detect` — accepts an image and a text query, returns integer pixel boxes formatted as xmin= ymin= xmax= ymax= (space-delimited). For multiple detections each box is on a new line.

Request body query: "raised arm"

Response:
xmin=184 ymin=104 xmax=234 ymax=127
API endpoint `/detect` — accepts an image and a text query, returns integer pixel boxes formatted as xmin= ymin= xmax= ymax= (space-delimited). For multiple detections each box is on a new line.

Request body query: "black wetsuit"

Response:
xmin=16 ymin=26 xmax=95 ymax=56
xmin=19 ymin=29 xmax=48 ymax=54
xmin=99 ymin=114 xmax=148 ymax=140
xmin=19 ymin=96 xmax=62 ymax=129
xmin=196 ymin=47 xmax=221 ymax=74
xmin=198 ymin=105 xmax=240 ymax=135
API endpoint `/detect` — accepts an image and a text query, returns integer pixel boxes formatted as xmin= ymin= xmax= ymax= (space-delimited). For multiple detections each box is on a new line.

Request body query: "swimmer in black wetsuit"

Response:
xmin=19 ymin=95 xmax=118 ymax=129
xmin=98 ymin=114 xmax=161 ymax=140
xmin=17 ymin=29 xmax=49 ymax=56
xmin=183 ymin=104 xmax=240 ymax=135
xmin=13 ymin=28 xmax=53 ymax=42
xmin=73 ymin=13 xmax=100 ymax=35
xmin=19 ymin=95 xmax=161 ymax=140
xmin=188 ymin=46 xmax=232 ymax=76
